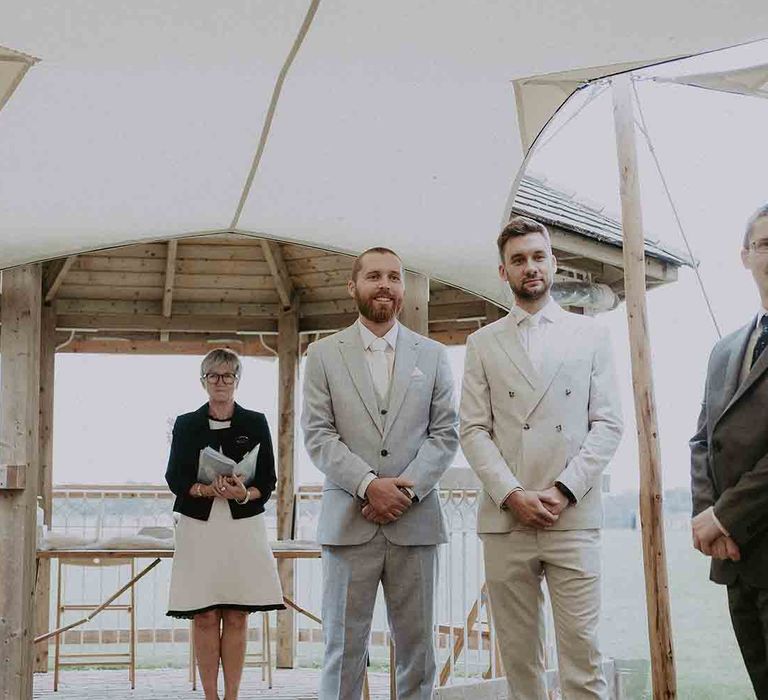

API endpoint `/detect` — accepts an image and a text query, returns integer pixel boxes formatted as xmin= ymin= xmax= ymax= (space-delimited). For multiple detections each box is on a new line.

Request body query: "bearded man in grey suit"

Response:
xmin=691 ymin=205 xmax=768 ymax=699
xmin=460 ymin=217 xmax=623 ymax=699
xmin=302 ymin=246 xmax=459 ymax=700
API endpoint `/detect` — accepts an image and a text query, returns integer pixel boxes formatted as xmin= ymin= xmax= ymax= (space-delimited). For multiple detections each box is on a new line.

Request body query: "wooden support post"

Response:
xmin=34 ymin=306 xmax=56 ymax=673
xmin=276 ymin=300 xmax=299 ymax=668
xmin=0 ymin=265 xmax=43 ymax=700
xmin=400 ymin=271 xmax=429 ymax=335
xmin=611 ymin=74 xmax=676 ymax=699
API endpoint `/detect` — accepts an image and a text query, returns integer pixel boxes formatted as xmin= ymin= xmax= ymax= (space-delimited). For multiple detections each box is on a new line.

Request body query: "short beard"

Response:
xmin=355 ymin=291 xmax=402 ymax=324
xmin=511 ymin=275 xmax=552 ymax=302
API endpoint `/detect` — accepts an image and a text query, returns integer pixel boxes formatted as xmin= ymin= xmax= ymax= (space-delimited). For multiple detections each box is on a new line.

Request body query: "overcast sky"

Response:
xmin=47 ymin=40 xmax=768 ymax=494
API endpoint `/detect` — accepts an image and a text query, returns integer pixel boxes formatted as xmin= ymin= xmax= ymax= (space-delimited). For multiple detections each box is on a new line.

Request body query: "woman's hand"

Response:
xmin=213 ymin=474 xmax=248 ymax=501
xmin=189 ymin=482 xmax=217 ymax=499
xmin=226 ymin=474 xmax=249 ymax=501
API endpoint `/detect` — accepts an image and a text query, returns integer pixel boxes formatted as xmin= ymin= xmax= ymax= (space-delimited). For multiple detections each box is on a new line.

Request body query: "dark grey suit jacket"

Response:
xmin=690 ymin=318 xmax=768 ymax=586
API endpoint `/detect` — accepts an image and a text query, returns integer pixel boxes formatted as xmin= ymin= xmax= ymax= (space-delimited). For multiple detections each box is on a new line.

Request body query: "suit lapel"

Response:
xmin=383 ymin=327 xmax=420 ymax=437
xmin=525 ymin=311 xmax=571 ymax=419
xmin=493 ymin=314 xmax=537 ymax=389
xmin=337 ymin=325 xmax=384 ymax=433
xmin=719 ymin=319 xmax=764 ymax=422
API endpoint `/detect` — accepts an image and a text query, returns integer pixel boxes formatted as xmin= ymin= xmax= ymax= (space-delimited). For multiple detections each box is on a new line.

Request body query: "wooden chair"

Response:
xmin=53 ymin=557 xmax=136 ymax=691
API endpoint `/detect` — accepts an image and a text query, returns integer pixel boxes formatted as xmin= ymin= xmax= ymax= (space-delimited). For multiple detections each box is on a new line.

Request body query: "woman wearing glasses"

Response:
xmin=165 ymin=348 xmax=284 ymax=700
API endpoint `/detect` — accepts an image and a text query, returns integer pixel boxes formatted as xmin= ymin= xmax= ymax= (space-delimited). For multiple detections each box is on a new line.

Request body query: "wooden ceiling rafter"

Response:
xmin=43 ymin=255 xmax=78 ymax=303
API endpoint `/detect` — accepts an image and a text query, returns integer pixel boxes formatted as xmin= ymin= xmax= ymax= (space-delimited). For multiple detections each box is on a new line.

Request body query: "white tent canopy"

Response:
xmin=1 ymin=1 xmax=768 ymax=305
xmin=655 ymin=62 xmax=768 ymax=99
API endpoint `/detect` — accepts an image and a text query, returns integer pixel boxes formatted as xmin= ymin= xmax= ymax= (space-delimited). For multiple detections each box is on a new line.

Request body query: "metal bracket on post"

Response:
xmin=0 ymin=464 xmax=26 ymax=489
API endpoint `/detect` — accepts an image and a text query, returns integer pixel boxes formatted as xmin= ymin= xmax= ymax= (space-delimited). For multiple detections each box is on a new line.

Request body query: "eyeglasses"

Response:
xmin=202 ymin=372 xmax=238 ymax=385
xmin=750 ymin=240 xmax=768 ymax=254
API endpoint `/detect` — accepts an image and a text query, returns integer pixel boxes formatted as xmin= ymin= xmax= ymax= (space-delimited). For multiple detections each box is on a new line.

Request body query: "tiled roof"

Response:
xmin=513 ymin=175 xmax=694 ymax=267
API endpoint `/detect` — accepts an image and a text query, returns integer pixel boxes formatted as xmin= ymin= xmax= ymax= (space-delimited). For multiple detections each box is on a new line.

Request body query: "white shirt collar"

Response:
xmin=357 ymin=319 xmax=399 ymax=350
xmin=510 ymin=297 xmax=561 ymax=326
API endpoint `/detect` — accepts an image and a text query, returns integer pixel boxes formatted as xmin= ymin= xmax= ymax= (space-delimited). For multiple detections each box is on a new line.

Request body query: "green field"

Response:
xmin=602 ymin=527 xmax=755 ymax=699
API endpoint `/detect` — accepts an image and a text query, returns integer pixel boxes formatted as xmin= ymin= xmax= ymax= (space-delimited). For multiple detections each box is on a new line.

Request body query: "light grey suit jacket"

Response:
xmin=460 ymin=305 xmax=623 ymax=533
xmin=302 ymin=322 xmax=459 ymax=546
xmin=691 ymin=318 xmax=768 ymax=586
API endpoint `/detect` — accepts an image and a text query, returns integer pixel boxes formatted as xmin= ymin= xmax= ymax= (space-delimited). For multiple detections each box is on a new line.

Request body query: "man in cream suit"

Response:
xmin=302 ymin=246 xmax=459 ymax=700
xmin=690 ymin=205 xmax=768 ymax=698
xmin=460 ymin=217 xmax=623 ymax=699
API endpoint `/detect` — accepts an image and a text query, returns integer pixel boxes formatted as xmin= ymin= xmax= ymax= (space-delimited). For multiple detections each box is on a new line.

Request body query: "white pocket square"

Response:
xmin=411 ymin=367 xmax=424 ymax=378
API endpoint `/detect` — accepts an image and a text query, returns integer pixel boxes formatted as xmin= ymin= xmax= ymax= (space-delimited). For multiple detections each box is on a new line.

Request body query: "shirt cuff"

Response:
xmin=357 ymin=472 xmax=377 ymax=499
xmin=554 ymin=481 xmax=577 ymax=505
xmin=712 ymin=509 xmax=730 ymax=537
xmin=500 ymin=486 xmax=524 ymax=510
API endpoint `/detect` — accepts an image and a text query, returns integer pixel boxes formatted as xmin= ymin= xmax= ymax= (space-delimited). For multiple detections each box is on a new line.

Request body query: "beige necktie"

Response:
xmin=369 ymin=337 xmax=390 ymax=403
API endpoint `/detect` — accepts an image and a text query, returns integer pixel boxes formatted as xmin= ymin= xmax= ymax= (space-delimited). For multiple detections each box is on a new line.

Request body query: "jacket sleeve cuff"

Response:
xmin=711 ymin=507 xmax=731 ymax=537
xmin=356 ymin=472 xmax=377 ymax=500
xmin=499 ymin=486 xmax=524 ymax=510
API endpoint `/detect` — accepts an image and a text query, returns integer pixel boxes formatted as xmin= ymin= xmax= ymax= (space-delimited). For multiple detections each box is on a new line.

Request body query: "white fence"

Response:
xmin=45 ymin=474 xmax=501 ymax=686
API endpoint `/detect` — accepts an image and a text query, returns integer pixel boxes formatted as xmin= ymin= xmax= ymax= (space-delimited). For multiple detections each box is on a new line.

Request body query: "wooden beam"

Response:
xmin=484 ymin=301 xmax=506 ymax=324
xmin=56 ymin=337 xmax=277 ymax=357
xmin=276 ymin=301 xmax=299 ymax=668
xmin=34 ymin=306 xmax=56 ymax=673
xmin=0 ymin=264 xmax=43 ymax=699
xmin=261 ymin=241 xmax=294 ymax=310
xmin=548 ymin=225 xmax=675 ymax=284
xmin=300 ymin=313 xmax=358 ymax=333
xmin=43 ymin=256 xmax=77 ymax=303
xmin=55 ymin=299 xmax=280 ymax=318
xmin=400 ymin=271 xmax=429 ymax=335
xmin=55 ymin=314 xmax=277 ymax=333
xmin=0 ymin=465 xmax=26 ymax=489
xmin=429 ymin=301 xmax=485 ymax=322
xmin=162 ymin=240 xmax=178 ymax=317
xmin=612 ymin=74 xmax=676 ymax=699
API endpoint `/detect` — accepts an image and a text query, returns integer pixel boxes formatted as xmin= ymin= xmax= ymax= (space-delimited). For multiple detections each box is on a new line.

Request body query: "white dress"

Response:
xmin=166 ymin=418 xmax=285 ymax=618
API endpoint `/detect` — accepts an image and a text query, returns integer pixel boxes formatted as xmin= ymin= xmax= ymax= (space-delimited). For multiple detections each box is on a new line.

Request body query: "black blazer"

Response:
xmin=165 ymin=403 xmax=277 ymax=521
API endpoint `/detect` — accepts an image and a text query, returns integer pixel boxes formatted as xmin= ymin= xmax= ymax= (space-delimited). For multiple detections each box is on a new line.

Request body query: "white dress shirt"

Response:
xmin=502 ymin=297 xmax=561 ymax=505
xmin=509 ymin=297 xmax=559 ymax=373
xmin=358 ymin=319 xmax=398 ymax=401
xmin=356 ymin=320 xmax=401 ymax=499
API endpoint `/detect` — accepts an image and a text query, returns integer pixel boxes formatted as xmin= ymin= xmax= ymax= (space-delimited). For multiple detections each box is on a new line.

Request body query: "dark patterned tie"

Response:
xmin=751 ymin=315 xmax=768 ymax=368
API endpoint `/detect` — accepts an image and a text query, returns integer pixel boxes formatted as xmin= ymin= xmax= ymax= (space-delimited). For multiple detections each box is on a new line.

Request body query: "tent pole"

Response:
xmin=611 ymin=73 xmax=676 ymax=699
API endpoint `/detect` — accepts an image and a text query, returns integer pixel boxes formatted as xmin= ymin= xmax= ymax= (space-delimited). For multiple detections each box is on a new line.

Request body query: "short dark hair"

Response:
xmin=496 ymin=216 xmax=551 ymax=261
xmin=351 ymin=247 xmax=402 ymax=281
xmin=744 ymin=204 xmax=768 ymax=249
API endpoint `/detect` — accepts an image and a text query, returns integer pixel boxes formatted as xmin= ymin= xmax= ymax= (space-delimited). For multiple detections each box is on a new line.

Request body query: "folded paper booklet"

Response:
xmin=197 ymin=445 xmax=259 ymax=485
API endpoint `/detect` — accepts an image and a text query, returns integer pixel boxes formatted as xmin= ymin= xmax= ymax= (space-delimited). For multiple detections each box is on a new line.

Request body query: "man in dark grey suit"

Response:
xmin=690 ymin=204 xmax=768 ymax=699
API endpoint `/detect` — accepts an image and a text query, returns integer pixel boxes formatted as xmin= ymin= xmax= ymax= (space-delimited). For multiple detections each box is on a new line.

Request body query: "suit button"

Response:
xmin=565 ymin=389 xmax=572 ymax=396
xmin=555 ymin=425 xmax=562 ymax=432
xmin=381 ymin=409 xmax=388 ymax=415
xmin=381 ymin=449 xmax=388 ymax=456
xmin=523 ymin=424 xmax=530 ymax=430
xmin=508 ymin=391 xmax=515 ymax=398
